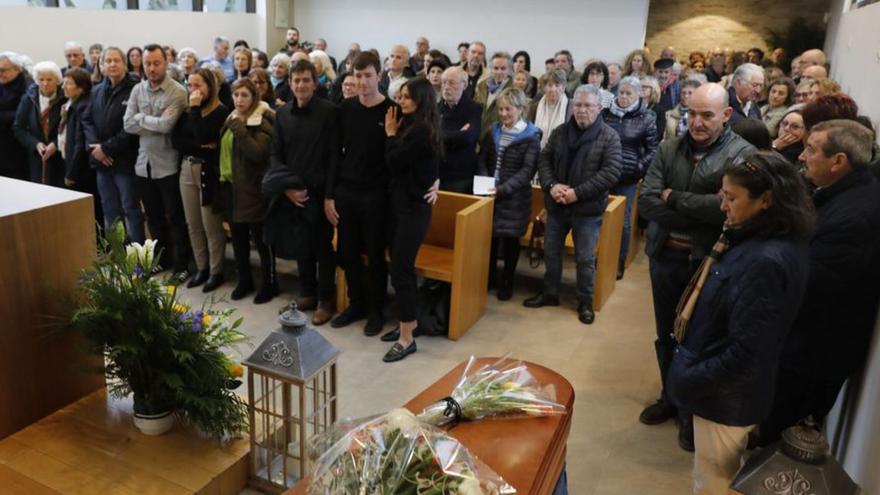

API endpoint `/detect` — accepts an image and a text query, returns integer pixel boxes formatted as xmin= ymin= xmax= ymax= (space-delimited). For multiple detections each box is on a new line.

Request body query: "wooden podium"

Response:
xmin=0 ymin=178 xmax=105 ymax=440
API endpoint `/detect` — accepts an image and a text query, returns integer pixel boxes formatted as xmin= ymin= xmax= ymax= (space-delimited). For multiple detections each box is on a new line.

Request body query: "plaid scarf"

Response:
xmin=673 ymin=223 xmax=733 ymax=343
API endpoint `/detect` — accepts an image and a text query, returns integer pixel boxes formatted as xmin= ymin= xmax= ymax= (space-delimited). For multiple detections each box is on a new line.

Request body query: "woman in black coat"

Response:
xmin=13 ymin=61 xmax=66 ymax=186
xmin=602 ymin=76 xmax=659 ymax=279
xmin=57 ymin=67 xmax=102 ymax=227
xmin=380 ymin=76 xmax=441 ymax=363
xmin=666 ymin=152 xmax=814 ymax=494
xmin=479 ymin=87 xmax=542 ymax=301
xmin=172 ymin=68 xmax=230 ymax=292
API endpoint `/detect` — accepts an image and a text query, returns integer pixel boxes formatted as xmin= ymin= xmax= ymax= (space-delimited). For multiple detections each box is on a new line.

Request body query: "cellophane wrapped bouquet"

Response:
xmin=308 ymin=408 xmax=515 ymax=494
xmin=416 ymin=356 xmax=565 ymax=427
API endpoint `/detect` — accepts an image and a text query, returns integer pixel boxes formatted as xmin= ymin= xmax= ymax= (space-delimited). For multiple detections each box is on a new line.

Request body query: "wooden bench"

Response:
xmin=521 ymin=185 xmax=626 ymax=310
xmin=336 ymin=191 xmax=494 ymax=341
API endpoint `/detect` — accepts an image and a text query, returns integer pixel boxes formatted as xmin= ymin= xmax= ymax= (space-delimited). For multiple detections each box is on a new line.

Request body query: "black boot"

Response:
xmin=187 ymin=269 xmax=209 ymax=288
xmin=578 ymin=301 xmax=595 ymax=324
xmin=202 ymin=273 xmax=225 ymax=292
xmin=617 ymin=259 xmax=625 ymax=280
xmin=497 ymin=275 xmax=513 ymax=301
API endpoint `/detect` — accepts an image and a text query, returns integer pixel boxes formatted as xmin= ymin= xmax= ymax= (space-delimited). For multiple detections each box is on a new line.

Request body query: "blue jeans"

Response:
xmin=96 ymin=167 xmax=145 ymax=243
xmin=543 ymin=211 xmax=602 ymax=304
xmin=612 ymin=182 xmax=639 ymax=266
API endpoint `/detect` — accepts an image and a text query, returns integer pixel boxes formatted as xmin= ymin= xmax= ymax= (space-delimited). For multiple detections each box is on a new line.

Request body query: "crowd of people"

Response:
xmin=1 ymin=27 xmax=879 ymax=495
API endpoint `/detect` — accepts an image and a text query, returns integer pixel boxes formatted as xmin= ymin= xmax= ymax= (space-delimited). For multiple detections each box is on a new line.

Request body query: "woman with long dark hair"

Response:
xmin=172 ymin=68 xmax=229 ymax=292
xmin=380 ymin=76 xmax=441 ymax=362
xmin=126 ymin=46 xmax=144 ymax=80
xmin=666 ymin=151 xmax=814 ymax=494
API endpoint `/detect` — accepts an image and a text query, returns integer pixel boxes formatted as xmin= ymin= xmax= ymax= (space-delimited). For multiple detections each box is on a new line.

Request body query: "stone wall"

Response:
xmin=645 ymin=0 xmax=831 ymax=61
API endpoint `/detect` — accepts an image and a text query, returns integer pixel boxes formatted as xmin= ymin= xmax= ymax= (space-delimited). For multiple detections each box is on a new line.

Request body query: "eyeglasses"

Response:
xmin=794 ymin=92 xmax=810 ymax=99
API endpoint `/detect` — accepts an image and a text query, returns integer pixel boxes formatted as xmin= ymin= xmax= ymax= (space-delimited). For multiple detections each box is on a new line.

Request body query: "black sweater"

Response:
xmin=268 ymin=96 xmax=339 ymax=194
xmin=327 ymin=97 xmax=397 ymax=197
xmin=439 ymin=96 xmax=482 ymax=181
xmin=385 ymin=120 xmax=439 ymax=203
xmin=171 ymin=104 xmax=229 ymax=206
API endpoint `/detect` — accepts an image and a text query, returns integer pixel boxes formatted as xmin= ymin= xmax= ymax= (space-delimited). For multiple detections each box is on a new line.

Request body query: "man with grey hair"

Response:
xmin=438 ymin=65 xmax=482 ymax=193
xmin=0 ymin=51 xmax=29 ymax=179
xmin=728 ymin=62 xmax=764 ymax=124
xmin=607 ymin=62 xmax=623 ymax=95
xmin=554 ymin=49 xmax=581 ymax=96
xmin=464 ymin=41 xmax=487 ymax=100
xmin=313 ymin=38 xmax=336 ymax=71
xmin=638 ymin=82 xmax=754 ymax=451
xmin=761 ymin=119 xmax=880 ymax=446
xmin=409 ymin=36 xmax=430 ymax=73
xmin=526 ymin=84 xmax=622 ymax=325
xmin=378 ymin=44 xmax=414 ymax=98
xmin=200 ymin=36 xmax=233 ymax=81
xmin=63 ymin=41 xmax=91 ymax=75
xmin=475 ymin=51 xmax=512 ymax=141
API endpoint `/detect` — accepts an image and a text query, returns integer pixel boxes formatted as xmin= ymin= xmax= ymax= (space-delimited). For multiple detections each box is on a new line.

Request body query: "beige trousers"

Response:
xmin=692 ymin=415 xmax=754 ymax=495
xmin=179 ymin=159 xmax=226 ymax=275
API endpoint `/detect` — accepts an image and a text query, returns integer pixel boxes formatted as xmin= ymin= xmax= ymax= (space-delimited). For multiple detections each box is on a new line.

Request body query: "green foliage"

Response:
xmin=70 ymin=221 xmax=249 ymax=439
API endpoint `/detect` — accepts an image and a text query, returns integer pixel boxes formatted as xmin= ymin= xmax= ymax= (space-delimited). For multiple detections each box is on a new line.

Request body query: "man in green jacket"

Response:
xmin=637 ymin=83 xmax=755 ymax=452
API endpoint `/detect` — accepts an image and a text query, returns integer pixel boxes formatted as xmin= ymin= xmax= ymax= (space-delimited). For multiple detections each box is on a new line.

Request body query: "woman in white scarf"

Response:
xmin=529 ymin=69 xmax=570 ymax=149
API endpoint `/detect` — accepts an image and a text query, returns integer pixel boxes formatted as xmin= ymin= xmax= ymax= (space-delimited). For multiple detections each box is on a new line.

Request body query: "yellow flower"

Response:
xmin=173 ymin=303 xmax=188 ymax=313
xmin=165 ymin=285 xmax=176 ymax=295
xmin=202 ymin=314 xmax=212 ymax=326
xmin=228 ymin=363 xmax=244 ymax=378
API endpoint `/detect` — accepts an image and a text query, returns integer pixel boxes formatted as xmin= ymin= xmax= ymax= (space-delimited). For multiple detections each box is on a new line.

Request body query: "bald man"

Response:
xmin=638 ymin=82 xmax=756 ymax=452
xmin=379 ymin=44 xmax=415 ymax=97
xmin=801 ymin=64 xmax=827 ymax=80
xmin=799 ymin=48 xmax=826 ymax=68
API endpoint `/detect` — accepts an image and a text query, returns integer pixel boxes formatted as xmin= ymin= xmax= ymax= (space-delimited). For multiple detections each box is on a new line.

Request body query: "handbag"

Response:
xmin=527 ymin=208 xmax=547 ymax=268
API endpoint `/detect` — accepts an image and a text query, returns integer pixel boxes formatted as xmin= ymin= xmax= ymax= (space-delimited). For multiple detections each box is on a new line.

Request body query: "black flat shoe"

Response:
xmin=678 ymin=417 xmax=695 ymax=452
xmin=253 ymin=283 xmax=279 ymax=304
xmin=380 ymin=326 xmax=422 ymax=342
xmin=330 ymin=306 xmax=367 ymax=328
xmin=187 ymin=270 xmax=209 ymax=288
xmin=230 ymin=281 xmax=254 ymax=300
xmin=523 ymin=293 xmax=560 ymax=308
xmin=639 ymin=399 xmax=677 ymax=425
xmin=497 ymin=280 xmax=513 ymax=301
xmin=364 ymin=315 xmax=385 ymax=336
xmin=202 ymin=274 xmax=225 ymax=293
xmin=382 ymin=341 xmax=417 ymax=362
xmin=578 ymin=302 xmax=595 ymax=324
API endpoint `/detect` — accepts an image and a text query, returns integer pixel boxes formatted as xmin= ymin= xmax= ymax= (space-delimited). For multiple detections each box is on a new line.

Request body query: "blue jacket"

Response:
xmin=728 ymin=86 xmax=762 ymax=125
xmin=602 ymin=103 xmax=659 ymax=185
xmin=667 ymin=231 xmax=809 ymax=426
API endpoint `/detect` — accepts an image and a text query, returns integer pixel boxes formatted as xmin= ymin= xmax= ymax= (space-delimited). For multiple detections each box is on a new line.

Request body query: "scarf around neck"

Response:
xmin=609 ymin=97 xmax=640 ymax=118
xmin=535 ymin=93 xmax=568 ymax=148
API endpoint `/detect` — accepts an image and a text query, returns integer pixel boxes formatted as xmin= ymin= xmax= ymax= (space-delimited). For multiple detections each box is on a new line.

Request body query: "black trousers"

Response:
xmin=648 ymin=249 xmax=700 ymax=406
xmin=336 ymin=187 xmax=389 ymax=317
xmin=390 ymin=192 xmax=432 ymax=322
xmin=489 ymin=236 xmax=521 ymax=286
xmin=297 ymin=201 xmax=336 ymax=302
xmin=136 ymin=171 xmax=190 ymax=272
xmin=231 ymin=221 xmax=275 ymax=288
xmin=758 ymin=367 xmax=845 ymax=446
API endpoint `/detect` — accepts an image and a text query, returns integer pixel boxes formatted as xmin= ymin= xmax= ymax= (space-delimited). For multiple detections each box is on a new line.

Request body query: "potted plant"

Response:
xmin=70 ymin=222 xmax=249 ymax=439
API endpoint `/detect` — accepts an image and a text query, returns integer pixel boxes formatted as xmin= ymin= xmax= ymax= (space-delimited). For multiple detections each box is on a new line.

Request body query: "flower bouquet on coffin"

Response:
xmin=69 ymin=221 xmax=249 ymax=439
xmin=309 ymin=408 xmax=516 ymax=494
xmin=416 ymin=355 xmax=565 ymax=427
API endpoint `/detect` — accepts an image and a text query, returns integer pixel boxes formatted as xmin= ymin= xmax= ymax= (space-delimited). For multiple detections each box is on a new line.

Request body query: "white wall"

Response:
xmin=824 ymin=0 xmax=880 ymax=128
xmin=0 ymin=6 xmax=265 ymax=68
xmin=291 ymin=0 xmax=650 ymax=74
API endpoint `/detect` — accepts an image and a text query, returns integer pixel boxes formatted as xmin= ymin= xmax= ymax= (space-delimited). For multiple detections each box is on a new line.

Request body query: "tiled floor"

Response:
xmin=177 ymin=248 xmax=694 ymax=494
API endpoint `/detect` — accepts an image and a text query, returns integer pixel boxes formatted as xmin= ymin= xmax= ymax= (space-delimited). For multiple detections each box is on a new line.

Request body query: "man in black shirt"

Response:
xmin=438 ymin=66 xmax=482 ymax=193
xmin=265 ymin=59 xmax=340 ymax=326
xmin=325 ymin=51 xmax=397 ymax=336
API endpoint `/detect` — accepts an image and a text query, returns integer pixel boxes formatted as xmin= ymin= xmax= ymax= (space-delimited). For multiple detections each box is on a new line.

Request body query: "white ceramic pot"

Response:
xmin=133 ymin=410 xmax=175 ymax=436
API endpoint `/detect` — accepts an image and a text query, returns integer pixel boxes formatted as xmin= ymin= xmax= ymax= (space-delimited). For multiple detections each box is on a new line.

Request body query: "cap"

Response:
xmin=654 ymin=58 xmax=674 ymax=70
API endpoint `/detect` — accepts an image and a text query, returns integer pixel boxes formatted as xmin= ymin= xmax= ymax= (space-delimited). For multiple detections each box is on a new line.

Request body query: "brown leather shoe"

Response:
xmin=296 ymin=296 xmax=318 ymax=311
xmin=312 ymin=301 xmax=335 ymax=326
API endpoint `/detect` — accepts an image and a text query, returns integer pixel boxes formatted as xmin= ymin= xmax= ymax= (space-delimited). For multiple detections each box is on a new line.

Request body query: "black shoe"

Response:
xmin=364 ymin=314 xmax=385 ymax=336
xmin=380 ymin=326 xmax=422 ymax=342
xmin=187 ymin=269 xmax=209 ymax=288
xmin=616 ymin=264 xmax=625 ymax=281
xmin=578 ymin=302 xmax=595 ymax=324
xmin=497 ymin=279 xmax=513 ymax=301
xmin=330 ymin=306 xmax=367 ymax=328
xmin=253 ymin=283 xmax=279 ymax=304
xmin=678 ymin=417 xmax=695 ymax=452
xmin=523 ymin=293 xmax=560 ymax=308
xmin=202 ymin=274 xmax=225 ymax=293
xmin=382 ymin=341 xmax=417 ymax=362
xmin=230 ymin=280 xmax=254 ymax=300
xmin=639 ymin=398 xmax=677 ymax=425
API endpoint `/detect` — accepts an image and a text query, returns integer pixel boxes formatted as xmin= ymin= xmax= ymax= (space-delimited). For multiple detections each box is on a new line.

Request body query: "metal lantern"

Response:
xmin=243 ymin=304 xmax=340 ymax=493
xmin=731 ymin=422 xmax=860 ymax=495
